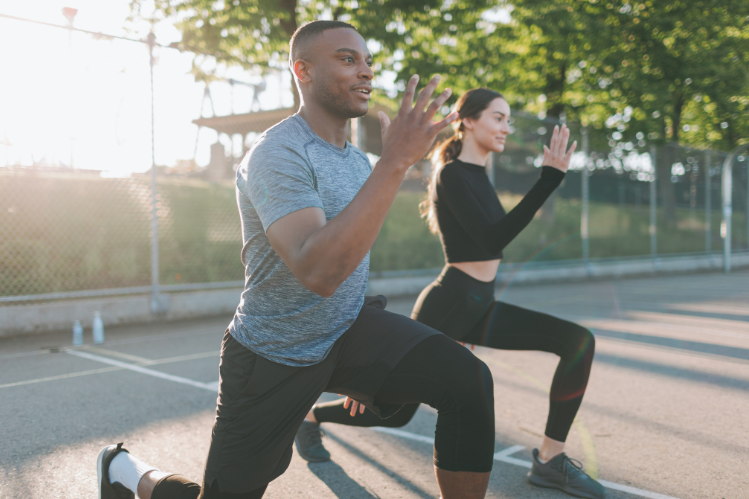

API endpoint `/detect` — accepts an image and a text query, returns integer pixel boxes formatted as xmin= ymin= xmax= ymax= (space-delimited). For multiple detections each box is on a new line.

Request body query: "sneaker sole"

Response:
xmin=294 ymin=439 xmax=330 ymax=463
xmin=528 ymin=472 xmax=605 ymax=499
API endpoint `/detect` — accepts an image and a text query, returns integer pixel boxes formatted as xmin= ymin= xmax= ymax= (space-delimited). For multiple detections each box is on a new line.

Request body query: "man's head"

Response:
xmin=289 ymin=21 xmax=374 ymax=119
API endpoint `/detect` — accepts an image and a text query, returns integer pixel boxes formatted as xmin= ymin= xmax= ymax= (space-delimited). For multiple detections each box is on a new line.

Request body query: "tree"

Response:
xmin=133 ymin=0 xmax=494 ymax=108
xmin=575 ymin=0 xmax=749 ymax=223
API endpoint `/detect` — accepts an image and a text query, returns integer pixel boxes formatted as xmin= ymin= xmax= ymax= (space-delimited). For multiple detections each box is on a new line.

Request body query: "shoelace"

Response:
xmin=302 ymin=425 xmax=326 ymax=447
xmin=551 ymin=455 xmax=585 ymax=484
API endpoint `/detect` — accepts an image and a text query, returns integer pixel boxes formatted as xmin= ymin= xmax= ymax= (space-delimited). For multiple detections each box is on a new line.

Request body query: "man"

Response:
xmin=97 ymin=20 xmax=496 ymax=499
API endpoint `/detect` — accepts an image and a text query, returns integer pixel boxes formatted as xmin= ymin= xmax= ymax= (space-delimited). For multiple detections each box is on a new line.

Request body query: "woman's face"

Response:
xmin=463 ymin=97 xmax=511 ymax=153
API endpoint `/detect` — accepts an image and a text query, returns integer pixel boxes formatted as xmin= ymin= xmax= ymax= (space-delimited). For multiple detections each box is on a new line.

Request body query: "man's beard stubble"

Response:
xmin=316 ymin=77 xmax=368 ymax=119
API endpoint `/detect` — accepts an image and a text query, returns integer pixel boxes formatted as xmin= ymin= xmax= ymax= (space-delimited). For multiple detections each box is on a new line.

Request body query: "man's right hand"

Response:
xmin=376 ymin=75 xmax=458 ymax=173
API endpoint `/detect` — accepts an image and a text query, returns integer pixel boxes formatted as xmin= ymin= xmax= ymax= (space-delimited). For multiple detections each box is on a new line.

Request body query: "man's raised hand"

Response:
xmin=377 ymin=74 xmax=458 ymax=172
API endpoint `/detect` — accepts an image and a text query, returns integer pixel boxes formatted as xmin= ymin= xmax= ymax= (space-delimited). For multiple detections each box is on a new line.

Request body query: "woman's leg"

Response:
xmin=311 ymin=399 xmax=420 ymax=427
xmin=461 ymin=301 xmax=595 ymax=449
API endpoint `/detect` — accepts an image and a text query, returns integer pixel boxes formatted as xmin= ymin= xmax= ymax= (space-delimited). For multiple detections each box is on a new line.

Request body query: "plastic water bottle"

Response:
xmin=72 ymin=320 xmax=84 ymax=346
xmin=92 ymin=312 xmax=104 ymax=344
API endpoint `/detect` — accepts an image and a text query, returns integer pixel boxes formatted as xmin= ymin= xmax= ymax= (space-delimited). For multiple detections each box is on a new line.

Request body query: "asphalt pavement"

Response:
xmin=1 ymin=270 xmax=747 ymax=498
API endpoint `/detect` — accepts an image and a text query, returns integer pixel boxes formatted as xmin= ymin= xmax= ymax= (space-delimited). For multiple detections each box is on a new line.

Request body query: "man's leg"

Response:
xmin=326 ymin=304 xmax=496 ymax=499
xmin=372 ymin=334 xmax=494 ymax=499
xmin=100 ymin=330 xmax=335 ymax=499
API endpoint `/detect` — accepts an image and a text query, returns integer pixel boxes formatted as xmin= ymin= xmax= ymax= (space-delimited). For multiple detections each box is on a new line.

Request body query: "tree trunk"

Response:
xmin=279 ymin=0 xmax=300 ymax=108
xmin=541 ymin=60 xmax=566 ymax=223
xmin=656 ymin=143 xmax=678 ymax=225
xmin=657 ymin=90 xmax=684 ymax=226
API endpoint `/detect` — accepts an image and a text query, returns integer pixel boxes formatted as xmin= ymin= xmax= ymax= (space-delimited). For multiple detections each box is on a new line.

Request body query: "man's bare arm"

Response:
xmin=267 ymin=75 xmax=457 ymax=297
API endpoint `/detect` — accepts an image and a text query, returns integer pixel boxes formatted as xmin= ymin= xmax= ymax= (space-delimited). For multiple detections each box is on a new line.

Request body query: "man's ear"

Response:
xmin=293 ymin=59 xmax=312 ymax=84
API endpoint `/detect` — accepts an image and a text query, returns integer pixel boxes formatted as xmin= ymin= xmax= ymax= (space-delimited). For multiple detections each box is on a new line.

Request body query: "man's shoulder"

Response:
xmin=253 ymin=114 xmax=312 ymax=152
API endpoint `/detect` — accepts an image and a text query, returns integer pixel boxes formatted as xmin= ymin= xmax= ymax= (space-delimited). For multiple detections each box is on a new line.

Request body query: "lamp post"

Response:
xmin=62 ymin=7 xmax=77 ymax=168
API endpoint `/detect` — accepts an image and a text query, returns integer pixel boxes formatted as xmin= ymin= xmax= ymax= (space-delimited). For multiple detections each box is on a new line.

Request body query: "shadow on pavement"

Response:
xmin=325 ymin=430 xmax=434 ymax=499
xmin=307 ymin=460 xmax=381 ymax=499
xmin=595 ymin=352 xmax=749 ymax=392
xmin=593 ymin=329 xmax=749 ymax=362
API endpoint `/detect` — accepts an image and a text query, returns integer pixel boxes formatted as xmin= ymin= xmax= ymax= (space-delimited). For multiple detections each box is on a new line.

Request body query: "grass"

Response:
xmin=1 ymin=173 xmax=745 ymax=297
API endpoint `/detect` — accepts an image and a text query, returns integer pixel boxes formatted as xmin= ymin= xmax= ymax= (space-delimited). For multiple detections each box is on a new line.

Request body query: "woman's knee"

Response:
xmin=562 ymin=324 xmax=595 ymax=360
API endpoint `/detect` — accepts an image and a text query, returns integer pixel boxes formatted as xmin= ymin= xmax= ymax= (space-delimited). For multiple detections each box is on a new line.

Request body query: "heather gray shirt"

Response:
xmin=229 ymin=114 xmax=372 ymax=367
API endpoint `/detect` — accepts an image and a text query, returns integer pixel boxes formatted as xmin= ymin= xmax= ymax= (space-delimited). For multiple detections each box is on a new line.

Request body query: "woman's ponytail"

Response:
xmin=419 ymin=88 xmax=504 ymax=234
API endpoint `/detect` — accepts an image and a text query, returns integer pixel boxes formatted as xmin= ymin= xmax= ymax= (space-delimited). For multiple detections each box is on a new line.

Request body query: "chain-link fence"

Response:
xmin=1 ymin=14 xmax=747 ymax=305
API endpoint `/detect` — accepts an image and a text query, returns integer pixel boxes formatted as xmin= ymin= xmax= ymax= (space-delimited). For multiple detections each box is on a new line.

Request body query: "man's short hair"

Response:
xmin=289 ymin=20 xmax=358 ymax=70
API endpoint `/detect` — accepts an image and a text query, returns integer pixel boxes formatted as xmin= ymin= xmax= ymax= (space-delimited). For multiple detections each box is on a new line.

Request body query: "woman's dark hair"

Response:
xmin=420 ymin=88 xmax=504 ymax=234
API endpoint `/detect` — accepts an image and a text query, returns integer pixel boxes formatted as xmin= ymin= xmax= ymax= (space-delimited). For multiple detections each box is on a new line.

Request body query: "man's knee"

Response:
xmin=439 ymin=348 xmax=494 ymax=430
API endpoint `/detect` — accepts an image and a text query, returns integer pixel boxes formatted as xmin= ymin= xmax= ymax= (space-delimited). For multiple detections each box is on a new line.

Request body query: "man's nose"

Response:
xmin=359 ymin=64 xmax=374 ymax=81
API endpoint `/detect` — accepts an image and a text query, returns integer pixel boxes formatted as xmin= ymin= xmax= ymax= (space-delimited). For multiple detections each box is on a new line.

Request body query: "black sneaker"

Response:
xmin=97 ymin=443 xmax=135 ymax=499
xmin=294 ymin=421 xmax=331 ymax=463
xmin=528 ymin=448 xmax=605 ymax=499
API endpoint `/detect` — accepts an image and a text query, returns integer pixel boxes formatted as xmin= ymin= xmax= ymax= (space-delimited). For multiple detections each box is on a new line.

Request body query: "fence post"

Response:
xmin=148 ymin=32 xmax=168 ymax=314
xmin=581 ymin=127 xmax=589 ymax=264
xmin=649 ymin=145 xmax=658 ymax=265
xmin=351 ymin=117 xmax=365 ymax=152
xmin=705 ymin=149 xmax=711 ymax=254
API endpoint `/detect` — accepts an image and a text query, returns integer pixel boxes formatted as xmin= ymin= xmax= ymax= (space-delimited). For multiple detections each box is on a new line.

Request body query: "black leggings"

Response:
xmin=151 ymin=333 xmax=495 ymax=498
xmin=315 ymin=266 xmax=595 ymax=443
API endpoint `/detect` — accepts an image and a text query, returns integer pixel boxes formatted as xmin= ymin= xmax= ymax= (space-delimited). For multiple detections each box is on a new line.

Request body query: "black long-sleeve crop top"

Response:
xmin=433 ymin=159 xmax=565 ymax=263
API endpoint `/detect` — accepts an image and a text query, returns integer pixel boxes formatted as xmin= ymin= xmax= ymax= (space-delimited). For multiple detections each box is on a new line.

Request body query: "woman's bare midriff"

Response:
xmin=450 ymin=259 xmax=501 ymax=283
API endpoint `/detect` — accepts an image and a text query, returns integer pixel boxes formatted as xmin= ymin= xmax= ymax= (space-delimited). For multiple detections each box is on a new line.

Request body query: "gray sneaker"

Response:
xmin=294 ymin=421 xmax=331 ymax=463
xmin=528 ymin=448 xmax=605 ymax=499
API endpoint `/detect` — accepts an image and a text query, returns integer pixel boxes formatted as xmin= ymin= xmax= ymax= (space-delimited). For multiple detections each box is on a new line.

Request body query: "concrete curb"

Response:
xmin=366 ymin=252 xmax=749 ymax=297
xmin=1 ymin=252 xmax=747 ymax=337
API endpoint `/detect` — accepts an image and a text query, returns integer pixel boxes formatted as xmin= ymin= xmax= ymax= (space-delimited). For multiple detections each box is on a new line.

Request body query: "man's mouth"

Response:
xmin=353 ymin=86 xmax=373 ymax=99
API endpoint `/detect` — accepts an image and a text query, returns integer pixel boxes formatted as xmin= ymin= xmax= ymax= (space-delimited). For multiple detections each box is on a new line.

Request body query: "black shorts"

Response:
xmin=202 ymin=299 xmax=438 ymax=493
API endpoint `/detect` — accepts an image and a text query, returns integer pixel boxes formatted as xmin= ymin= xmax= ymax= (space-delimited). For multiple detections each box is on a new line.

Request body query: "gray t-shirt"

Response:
xmin=229 ymin=114 xmax=372 ymax=367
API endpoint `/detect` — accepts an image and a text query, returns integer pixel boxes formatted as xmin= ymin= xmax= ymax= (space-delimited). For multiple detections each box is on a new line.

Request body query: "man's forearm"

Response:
xmin=296 ymin=161 xmax=406 ymax=296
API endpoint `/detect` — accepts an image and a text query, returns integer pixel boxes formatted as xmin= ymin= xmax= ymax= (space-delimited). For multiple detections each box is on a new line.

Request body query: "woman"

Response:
xmin=296 ymin=89 xmax=605 ymax=499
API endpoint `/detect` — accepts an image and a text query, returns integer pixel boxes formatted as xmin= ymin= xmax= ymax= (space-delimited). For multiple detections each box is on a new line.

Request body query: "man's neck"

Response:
xmin=298 ymin=102 xmax=350 ymax=148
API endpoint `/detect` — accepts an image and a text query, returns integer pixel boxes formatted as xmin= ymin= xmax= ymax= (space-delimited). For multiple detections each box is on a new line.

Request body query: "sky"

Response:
xmin=0 ymin=0 xmax=293 ymax=174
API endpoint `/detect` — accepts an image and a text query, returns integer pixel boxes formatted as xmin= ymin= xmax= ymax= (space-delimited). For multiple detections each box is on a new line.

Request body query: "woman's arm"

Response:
xmin=441 ymin=124 xmax=575 ymax=255
xmin=440 ymin=166 xmax=564 ymax=255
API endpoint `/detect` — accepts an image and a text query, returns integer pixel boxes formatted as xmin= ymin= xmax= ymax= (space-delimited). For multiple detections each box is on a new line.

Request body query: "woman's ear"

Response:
xmin=462 ymin=117 xmax=474 ymax=131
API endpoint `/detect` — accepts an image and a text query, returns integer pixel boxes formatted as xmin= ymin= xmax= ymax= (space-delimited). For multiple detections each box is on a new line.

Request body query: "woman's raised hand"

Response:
xmin=543 ymin=124 xmax=577 ymax=173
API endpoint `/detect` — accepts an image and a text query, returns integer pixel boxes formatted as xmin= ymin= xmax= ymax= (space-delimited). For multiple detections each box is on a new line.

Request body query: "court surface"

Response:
xmin=1 ymin=270 xmax=747 ymax=498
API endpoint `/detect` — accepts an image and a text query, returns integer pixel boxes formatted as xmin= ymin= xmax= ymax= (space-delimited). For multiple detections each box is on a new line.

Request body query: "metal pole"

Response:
xmin=705 ymin=149 xmax=711 ymax=254
xmin=719 ymin=144 xmax=749 ymax=272
xmin=581 ymin=127 xmax=589 ymax=263
xmin=351 ymin=117 xmax=365 ymax=152
xmin=147 ymin=33 xmax=167 ymax=314
xmin=722 ymin=155 xmax=732 ymax=273
xmin=63 ymin=7 xmax=77 ymax=168
xmin=649 ymin=144 xmax=658 ymax=261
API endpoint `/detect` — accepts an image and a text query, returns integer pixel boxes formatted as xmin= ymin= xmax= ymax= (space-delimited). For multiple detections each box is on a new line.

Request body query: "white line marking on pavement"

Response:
xmin=371 ymin=427 xmax=435 ymax=444
xmin=70 ymin=349 xmax=682 ymax=499
xmin=374 ymin=427 xmax=681 ymax=499
xmin=493 ymin=445 xmax=530 ymax=468
xmin=0 ymin=366 xmax=123 ymax=389
xmin=66 ymin=350 xmax=217 ymax=392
